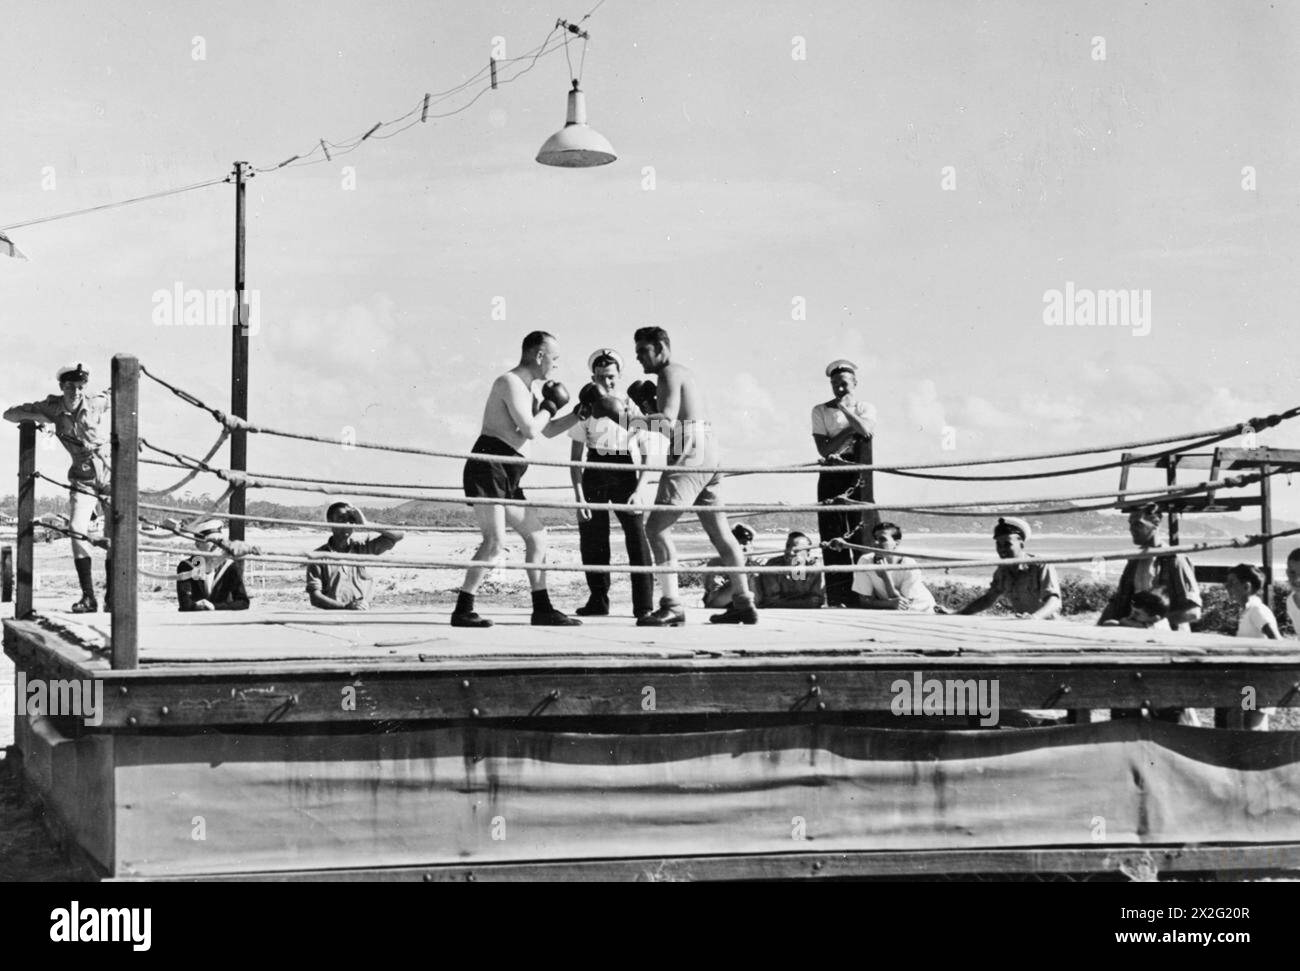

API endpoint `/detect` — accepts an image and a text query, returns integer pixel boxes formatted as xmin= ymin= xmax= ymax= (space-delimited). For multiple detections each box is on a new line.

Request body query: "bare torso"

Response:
xmin=656 ymin=362 xmax=707 ymax=422
xmin=479 ymin=369 xmax=535 ymax=452
xmin=657 ymin=361 xmax=715 ymax=462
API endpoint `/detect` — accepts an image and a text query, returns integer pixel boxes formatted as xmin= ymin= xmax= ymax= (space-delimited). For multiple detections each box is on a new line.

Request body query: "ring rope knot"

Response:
xmin=215 ymin=411 xmax=252 ymax=433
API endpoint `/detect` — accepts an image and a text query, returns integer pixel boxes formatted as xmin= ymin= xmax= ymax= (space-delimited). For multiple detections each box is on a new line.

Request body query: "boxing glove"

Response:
xmin=539 ymin=380 xmax=571 ymax=416
xmin=576 ymin=382 xmax=603 ymax=420
xmin=627 ymin=379 xmax=658 ymax=415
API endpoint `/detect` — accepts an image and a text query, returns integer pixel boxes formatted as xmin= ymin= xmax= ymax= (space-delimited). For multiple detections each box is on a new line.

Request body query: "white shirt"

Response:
xmin=1237 ymin=594 xmax=1278 ymax=639
xmin=852 ymin=555 xmax=935 ymax=611
xmin=568 ymin=408 xmax=636 ymax=454
xmin=1286 ymin=592 xmax=1300 ymax=636
xmin=811 ymin=398 xmax=877 ymax=438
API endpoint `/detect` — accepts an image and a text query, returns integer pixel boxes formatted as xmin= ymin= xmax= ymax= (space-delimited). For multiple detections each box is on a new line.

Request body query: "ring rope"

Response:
xmin=882 ymin=432 xmax=1235 ymax=482
xmin=131 ymin=441 xmax=1267 ymax=517
xmin=137 ymin=363 xmax=1299 ymax=476
xmin=139 ymin=429 xmax=229 ymax=498
xmin=821 ymin=540 xmax=971 ymax=562
xmin=43 ymin=462 xmax=1268 ymax=532
xmin=139 ymin=456 xmax=582 ymax=491
xmin=135 ymin=515 xmax=1300 ymax=575
xmin=137 ymin=440 xmax=1267 ymax=512
xmin=39 ymin=521 xmax=110 ymax=550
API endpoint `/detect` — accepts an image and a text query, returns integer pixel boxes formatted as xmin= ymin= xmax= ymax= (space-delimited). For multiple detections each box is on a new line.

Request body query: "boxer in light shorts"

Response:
xmin=630 ymin=326 xmax=758 ymax=627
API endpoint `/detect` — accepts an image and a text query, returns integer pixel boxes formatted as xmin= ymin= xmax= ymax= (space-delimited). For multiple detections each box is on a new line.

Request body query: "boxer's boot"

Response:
xmin=531 ymin=589 xmax=581 ymax=627
xmin=450 ymin=590 xmax=492 ymax=628
xmin=709 ymin=591 xmax=759 ymax=625
xmin=71 ymin=557 xmax=98 ymax=614
xmin=637 ymin=597 xmax=686 ymax=627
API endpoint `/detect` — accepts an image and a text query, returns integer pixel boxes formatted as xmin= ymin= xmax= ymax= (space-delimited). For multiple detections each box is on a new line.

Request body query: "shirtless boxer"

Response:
xmin=631 ymin=326 xmax=758 ymax=626
xmin=451 ymin=331 xmax=581 ymax=628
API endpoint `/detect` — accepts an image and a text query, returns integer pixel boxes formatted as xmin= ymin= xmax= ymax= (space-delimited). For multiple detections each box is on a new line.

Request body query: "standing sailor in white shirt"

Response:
xmin=811 ymin=359 xmax=880 ymax=607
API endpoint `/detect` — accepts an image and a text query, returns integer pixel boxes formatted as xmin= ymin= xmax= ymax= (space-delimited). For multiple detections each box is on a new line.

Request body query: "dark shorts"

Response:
xmin=463 ymin=435 xmax=527 ymax=502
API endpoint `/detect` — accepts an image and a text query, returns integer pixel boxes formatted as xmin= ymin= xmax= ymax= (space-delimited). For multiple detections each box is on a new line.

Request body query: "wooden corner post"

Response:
xmin=16 ymin=421 xmax=36 ymax=619
xmin=110 ymin=354 xmax=140 ymax=669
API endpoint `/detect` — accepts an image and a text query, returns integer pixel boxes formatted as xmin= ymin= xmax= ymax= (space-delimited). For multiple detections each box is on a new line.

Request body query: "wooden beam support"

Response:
xmin=27 ymin=663 xmax=1300 ymax=729
xmin=156 ymin=844 xmax=1300 ymax=882
xmin=109 ymin=354 xmax=139 ymax=670
xmin=16 ymin=421 xmax=36 ymax=619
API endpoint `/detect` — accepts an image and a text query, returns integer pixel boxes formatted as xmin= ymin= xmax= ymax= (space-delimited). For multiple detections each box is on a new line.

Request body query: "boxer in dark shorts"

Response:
xmin=450 ymin=330 xmax=583 ymax=629
xmin=463 ymin=434 xmax=528 ymax=501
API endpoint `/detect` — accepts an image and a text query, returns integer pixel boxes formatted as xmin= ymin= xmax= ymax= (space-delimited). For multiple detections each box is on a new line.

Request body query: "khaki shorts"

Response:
xmin=654 ymin=424 xmax=722 ymax=508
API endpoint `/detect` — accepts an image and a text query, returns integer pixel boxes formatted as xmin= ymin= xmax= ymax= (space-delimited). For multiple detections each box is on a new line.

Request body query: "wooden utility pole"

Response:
xmin=230 ymin=161 xmax=250 ymax=541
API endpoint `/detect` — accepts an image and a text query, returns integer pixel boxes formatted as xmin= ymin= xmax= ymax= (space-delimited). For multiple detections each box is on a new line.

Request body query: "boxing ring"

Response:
xmin=7 ymin=354 xmax=1300 ymax=880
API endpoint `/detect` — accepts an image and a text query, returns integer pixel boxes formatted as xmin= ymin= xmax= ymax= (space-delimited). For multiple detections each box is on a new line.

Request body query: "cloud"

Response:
xmin=906 ymin=379 xmax=947 ymax=435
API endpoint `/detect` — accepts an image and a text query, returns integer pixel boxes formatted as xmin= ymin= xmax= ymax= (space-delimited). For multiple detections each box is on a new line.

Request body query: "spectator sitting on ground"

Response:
xmin=306 ymin=502 xmax=404 ymax=611
xmin=176 ymin=518 xmax=260 ymax=612
xmin=958 ymin=517 xmax=1060 ymax=620
xmin=754 ymin=531 xmax=825 ymax=608
xmin=702 ymin=522 xmax=759 ymax=608
xmin=849 ymin=520 xmax=937 ymax=612
xmin=1101 ymin=589 xmax=1171 ymax=631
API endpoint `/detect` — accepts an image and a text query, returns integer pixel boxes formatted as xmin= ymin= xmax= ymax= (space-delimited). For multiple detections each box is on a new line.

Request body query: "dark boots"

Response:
xmin=71 ymin=557 xmax=98 ymax=614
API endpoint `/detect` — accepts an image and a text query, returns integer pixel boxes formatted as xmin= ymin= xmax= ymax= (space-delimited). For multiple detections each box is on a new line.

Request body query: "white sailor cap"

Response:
xmin=587 ymin=348 xmax=625 ymax=372
xmin=192 ymin=518 xmax=227 ymax=538
xmin=56 ymin=362 xmax=90 ymax=384
xmin=993 ymin=516 xmax=1032 ymax=541
xmin=824 ymin=359 xmax=858 ymax=378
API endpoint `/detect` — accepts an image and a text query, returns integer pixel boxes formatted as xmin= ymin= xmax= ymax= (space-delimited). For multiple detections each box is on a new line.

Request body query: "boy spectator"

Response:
xmin=1284 ymin=548 xmax=1300 ymax=634
xmin=1100 ymin=589 xmax=1171 ymax=631
xmin=1226 ymin=563 xmax=1278 ymax=730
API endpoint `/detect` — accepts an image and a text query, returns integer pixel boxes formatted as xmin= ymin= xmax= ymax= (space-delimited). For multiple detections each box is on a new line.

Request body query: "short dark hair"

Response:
xmin=1288 ymin=547 xmax=1300 ymax=564
xmin=633 ymin=326 xmax=670 ymax=349
xmin=326 ymin=501 xmax=354 ymax=523
xmin=591 ymin=353 xmax=620 ymax=372
xmin=872 ymin=521 xmax=902 ymax=541
xmin=787 ymin=531 xmax=811 ymax=546
xmin=1130 ymin=590 xmax=1168 ymax=618
xmin=1228 ymin=563 xmax=1265 ymax=593
xmin=521 ymin=331 xmax=555 ymax=355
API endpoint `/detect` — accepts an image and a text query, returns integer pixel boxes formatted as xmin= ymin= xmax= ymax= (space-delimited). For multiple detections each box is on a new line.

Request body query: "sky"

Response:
xmin=2 ymin=0 xmax=1299 ymax=529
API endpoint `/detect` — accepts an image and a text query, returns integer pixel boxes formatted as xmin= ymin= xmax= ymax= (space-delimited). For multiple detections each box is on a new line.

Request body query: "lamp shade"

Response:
xmin=536 ymin=84 xmax=616 ymax=168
